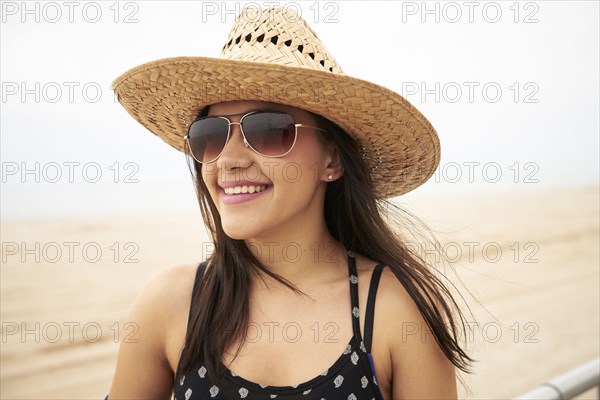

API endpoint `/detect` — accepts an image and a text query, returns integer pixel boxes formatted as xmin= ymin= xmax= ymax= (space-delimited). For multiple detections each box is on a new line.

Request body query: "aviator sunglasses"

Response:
xmin=185 ymin=109 xmax=328 ymax=164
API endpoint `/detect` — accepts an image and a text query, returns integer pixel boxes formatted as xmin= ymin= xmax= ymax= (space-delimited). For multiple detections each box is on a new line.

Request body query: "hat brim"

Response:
xmin=112 ymin=56 xmax=440 ymax=198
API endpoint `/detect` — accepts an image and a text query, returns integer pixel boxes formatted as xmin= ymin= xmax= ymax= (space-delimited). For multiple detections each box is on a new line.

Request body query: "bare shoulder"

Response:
xmin=109 ymin=262 xmax=202 ymax=397
xmin=142 ymin=262 xmax=202 ymax=367
xmin=374 ymin=266 xmax=420 ymax=320
xmin=127 ymin=262 xmax=201 ymax=333
xmin=145 ymin=262 xmax=200 ymax=293
xmin=142 ymin=262 xmax=201 ymax=305
xmin=374 ymin=265 xmax=458 ymax=399
xmin=352 ymin=254 xmax=423 ymax=326
xmin=354 ymin=254 xmax=416 ymax=314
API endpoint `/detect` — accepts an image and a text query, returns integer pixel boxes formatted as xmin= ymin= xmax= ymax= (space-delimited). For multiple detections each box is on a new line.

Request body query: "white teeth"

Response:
xmin=223 ymin=185 xmax=267 ymax=195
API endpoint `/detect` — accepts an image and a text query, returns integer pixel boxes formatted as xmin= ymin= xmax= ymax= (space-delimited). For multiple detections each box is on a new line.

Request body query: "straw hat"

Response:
xmin=112 ymin=7 xmax=440 ymax=198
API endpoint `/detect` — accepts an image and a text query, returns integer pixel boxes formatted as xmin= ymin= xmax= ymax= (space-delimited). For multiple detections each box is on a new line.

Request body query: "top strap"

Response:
xmin=364 ymin=263 xmax=384 ymax=353
xmin=187 ymin=261 xmax=208 ymax=327
xmin=346 ymin=251 xmax=363 ymax=339
xmin=175 ymin=261 xmax=208 ymax=378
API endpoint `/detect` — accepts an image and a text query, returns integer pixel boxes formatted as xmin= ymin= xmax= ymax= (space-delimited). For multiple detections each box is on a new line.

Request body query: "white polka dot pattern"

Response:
xmin=172 ymin=253 xmax=386 ymax=399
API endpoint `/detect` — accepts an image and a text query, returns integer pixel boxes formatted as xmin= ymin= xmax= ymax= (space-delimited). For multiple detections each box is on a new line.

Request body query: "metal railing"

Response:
xmin=514 ymin=357 xmax=600 ymax=399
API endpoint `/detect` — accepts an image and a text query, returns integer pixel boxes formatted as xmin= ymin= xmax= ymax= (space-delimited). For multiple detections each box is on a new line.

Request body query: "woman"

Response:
xmin=109 ymin=7 xmax=473 ymax=399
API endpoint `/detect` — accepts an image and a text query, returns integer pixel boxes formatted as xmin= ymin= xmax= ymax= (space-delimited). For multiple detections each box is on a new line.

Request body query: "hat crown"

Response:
xmin=221 ymin=7 xmax=344 ymax=75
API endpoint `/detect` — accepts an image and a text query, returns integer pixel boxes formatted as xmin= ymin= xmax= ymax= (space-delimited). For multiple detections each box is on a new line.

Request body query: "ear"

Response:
xmin=322 ymin=144 xmax=344 ymax=182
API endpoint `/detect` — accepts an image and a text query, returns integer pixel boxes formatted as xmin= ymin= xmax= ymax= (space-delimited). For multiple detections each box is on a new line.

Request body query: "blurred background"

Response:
xmin=1 ymin=1 xmax=598 ymax=398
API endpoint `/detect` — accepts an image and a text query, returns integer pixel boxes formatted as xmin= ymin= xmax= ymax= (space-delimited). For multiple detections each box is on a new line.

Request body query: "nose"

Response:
xmin=217 ymin=120 xmax=253 ymax=169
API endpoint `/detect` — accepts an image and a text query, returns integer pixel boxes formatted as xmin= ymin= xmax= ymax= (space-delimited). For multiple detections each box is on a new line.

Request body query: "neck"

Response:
xmin=245 ymin=223 xmax=347 ymax=290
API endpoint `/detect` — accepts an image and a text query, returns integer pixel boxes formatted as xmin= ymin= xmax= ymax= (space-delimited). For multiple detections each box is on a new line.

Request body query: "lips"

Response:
xmin=218 ymin=181 xmax=272 ymax=205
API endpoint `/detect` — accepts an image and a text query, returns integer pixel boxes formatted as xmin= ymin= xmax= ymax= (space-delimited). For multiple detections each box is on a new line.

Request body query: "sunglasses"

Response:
xmin=185 ymin=109 xmax=328 ymax=164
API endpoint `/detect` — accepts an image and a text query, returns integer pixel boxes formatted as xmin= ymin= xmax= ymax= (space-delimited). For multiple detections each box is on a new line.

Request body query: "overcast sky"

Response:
xmin=1 ymin=1 xmax=598 ymax=219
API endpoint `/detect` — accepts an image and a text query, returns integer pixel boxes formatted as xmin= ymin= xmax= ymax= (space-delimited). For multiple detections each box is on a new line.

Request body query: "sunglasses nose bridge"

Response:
xmin=227 ymin=121 xmax=250 ymax=148
xmin=217 ymin=120 xmax=253 ymax=166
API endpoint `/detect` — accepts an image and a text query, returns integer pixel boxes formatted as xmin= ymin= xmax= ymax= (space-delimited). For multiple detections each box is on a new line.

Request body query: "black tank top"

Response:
xmin=174 ymin=251 xmax=386 ymax=400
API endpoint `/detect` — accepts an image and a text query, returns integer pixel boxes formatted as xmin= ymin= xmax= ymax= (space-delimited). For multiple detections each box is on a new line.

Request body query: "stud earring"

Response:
xmin=327 ymin=174 xmax=333 ymax=181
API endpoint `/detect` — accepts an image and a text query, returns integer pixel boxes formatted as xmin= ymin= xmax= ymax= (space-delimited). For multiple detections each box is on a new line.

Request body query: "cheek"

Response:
xmin=201 ymin=165 xmax=219 ymax=202
xmin=272 ymin=156 xmax=323 ymax=196
xmin=277 ymin=164 xmax=311 ymax=186
xmin=287 ymin=140 xmax=329 ymax=186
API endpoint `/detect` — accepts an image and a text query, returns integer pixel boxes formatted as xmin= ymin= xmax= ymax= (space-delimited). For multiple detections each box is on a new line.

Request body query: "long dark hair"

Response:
xmin=178 ymin=105 xmax=475 ymax=389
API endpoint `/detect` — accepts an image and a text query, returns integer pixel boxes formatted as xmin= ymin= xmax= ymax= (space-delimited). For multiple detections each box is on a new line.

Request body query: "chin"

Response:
xmin=223 ymin=229 xmax=250 ymax=241
xmin=220 ymin=219 xmax=261 ymax=241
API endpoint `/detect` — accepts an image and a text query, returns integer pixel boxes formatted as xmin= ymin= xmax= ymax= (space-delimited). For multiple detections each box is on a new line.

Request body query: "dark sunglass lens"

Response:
xmin=187 ymin=117 xmax=229 ymax=162
xmin=242 ymin=112 xmax=295 ymax=157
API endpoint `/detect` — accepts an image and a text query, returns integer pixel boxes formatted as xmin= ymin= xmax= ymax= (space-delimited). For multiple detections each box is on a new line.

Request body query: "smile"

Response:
xmin=223 ymin=185 xmax=268 ymax=195
xmin=220 ymin=184 xmax=272 ymax=205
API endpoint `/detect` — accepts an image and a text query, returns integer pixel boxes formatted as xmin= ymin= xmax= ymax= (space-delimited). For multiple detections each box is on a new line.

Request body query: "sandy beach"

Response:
xmin=1 ymin=186 xmax=598 ymax=399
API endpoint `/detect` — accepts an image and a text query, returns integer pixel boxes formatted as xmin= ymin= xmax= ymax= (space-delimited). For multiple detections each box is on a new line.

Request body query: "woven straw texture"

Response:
xmin=112 ymin=7 xmax=440 ymax=198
